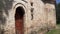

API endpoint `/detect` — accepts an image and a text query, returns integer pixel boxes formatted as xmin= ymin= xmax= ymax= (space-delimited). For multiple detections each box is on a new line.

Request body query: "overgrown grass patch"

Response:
xmin=46 ymin=29 xmax=60 ymax=34
xmin=46 ymin=24 xmax=60 ymax=34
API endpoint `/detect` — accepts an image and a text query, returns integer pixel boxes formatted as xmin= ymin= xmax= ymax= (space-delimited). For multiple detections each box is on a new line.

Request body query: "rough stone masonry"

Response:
xmin=0 ymin=0 xmax=56 ymax=34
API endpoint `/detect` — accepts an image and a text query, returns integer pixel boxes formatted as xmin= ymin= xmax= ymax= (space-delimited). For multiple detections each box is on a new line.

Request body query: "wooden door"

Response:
xmin=15 ymin=7 xmax=24 ymax=34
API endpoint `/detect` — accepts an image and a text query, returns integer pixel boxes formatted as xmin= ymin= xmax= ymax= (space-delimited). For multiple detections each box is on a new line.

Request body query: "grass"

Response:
xmin=46 ymin=24 xmax=60 ymax=34
xmin=46 ymin=29 xmax=60 ymax=34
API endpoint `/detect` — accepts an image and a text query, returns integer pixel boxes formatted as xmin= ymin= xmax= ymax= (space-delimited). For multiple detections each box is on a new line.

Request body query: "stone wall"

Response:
xmin=45 ymin=3 xmax=56 ymax=30
xmin=0 ymin=0 xmax=56 ymax=34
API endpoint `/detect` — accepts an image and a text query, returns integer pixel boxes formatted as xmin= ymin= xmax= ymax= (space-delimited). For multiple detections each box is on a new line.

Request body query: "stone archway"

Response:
xmin=15 ymin=6 xmax=25 ymax=34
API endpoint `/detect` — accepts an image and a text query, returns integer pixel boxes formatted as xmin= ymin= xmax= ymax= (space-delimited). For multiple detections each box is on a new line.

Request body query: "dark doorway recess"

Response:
xmin=15 ymin=6 xmax=25 ymax=34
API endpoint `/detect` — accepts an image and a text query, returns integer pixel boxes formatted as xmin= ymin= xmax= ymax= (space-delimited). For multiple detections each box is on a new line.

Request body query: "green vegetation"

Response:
xmin=56 ymin=3 xmax=60 ymax=24
xmin=46 ymin=24 xmax=60 ymax=34
xmin=46 ymin=29 xmax=60 ymax=34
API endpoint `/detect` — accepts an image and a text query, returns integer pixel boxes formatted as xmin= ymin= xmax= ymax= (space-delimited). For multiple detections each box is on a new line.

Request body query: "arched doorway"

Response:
xmin=15 ymin=6 xmax=25 ymax=34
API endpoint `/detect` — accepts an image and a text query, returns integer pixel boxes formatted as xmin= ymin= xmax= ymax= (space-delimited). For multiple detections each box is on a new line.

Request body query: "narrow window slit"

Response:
xmin=31 ymin=2 xmax=33 ymax=6
xmin=31 ymin=8 xmax=34 ymax=20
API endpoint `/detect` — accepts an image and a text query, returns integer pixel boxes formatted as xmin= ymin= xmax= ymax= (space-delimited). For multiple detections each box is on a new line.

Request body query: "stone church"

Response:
xmin=0 ymin=0 xmax=56 ymax=34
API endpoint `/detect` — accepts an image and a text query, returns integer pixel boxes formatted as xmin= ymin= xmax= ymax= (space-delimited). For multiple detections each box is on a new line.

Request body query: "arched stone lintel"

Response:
xmin=12 ymin=3 xmax=27 ymax=34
